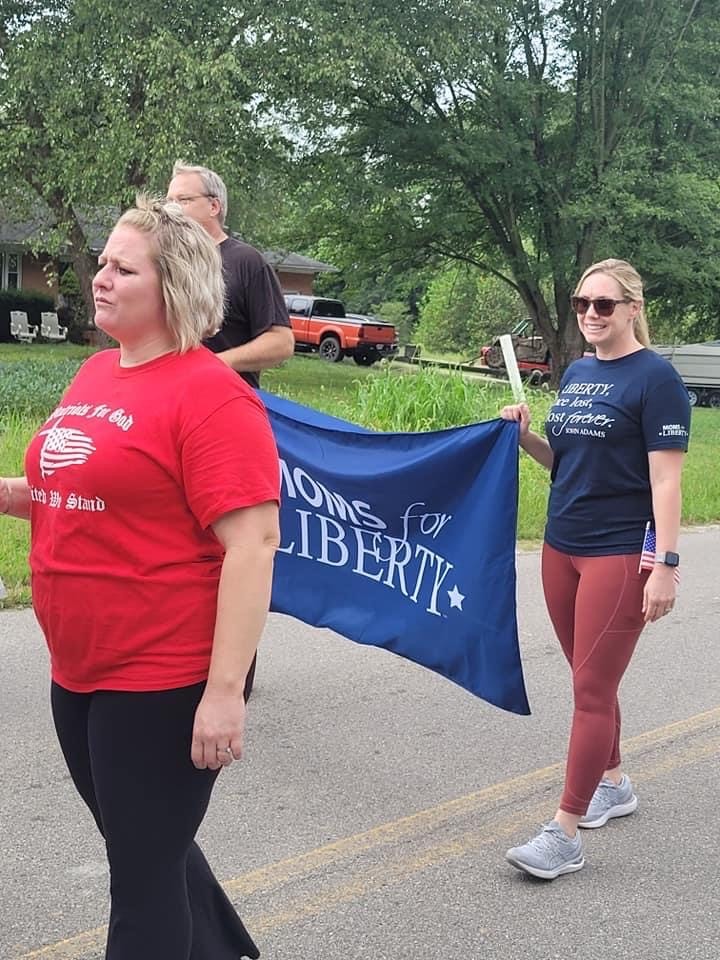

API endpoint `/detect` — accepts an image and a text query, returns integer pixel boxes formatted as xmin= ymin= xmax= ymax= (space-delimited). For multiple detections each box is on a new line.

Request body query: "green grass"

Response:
xmin=2 ymin=346 xmax=719 ymax=606
xmin=0 ymin=413 xmax=35 ymax=605
xmin=682 ymin=408 xmax=720 ymax=525
xmin=0 ymin=342 xmax=95 ymax=362
xmin=263 ymin=354 xmax=382 ymax=415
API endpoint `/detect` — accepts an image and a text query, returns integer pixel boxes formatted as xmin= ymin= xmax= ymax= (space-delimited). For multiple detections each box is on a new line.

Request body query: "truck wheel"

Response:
xmin=709 ymin=391 xmax=720 ymax=408
xmin=687 ymin=388 xmax=699 ymax=407
xmin=353 ymin=351 xmax=377 ymax=367
xmin=319 ymin=335 xmax=343 ymax=362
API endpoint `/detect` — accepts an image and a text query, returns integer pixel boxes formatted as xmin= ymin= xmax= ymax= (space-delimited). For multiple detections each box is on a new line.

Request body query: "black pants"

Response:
xmin=243 ymin=653 xmax=256 ymax=702
xmin=51 ymin=681 xmax=259 ymax=960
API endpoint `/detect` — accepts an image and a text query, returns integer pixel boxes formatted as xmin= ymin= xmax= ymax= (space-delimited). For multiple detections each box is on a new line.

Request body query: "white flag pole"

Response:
xmin=499 ymin=334 xmax=527 ymax=404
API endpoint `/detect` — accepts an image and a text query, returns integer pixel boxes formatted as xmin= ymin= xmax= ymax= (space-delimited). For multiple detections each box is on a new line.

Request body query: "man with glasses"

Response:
xmin=166 ymin=160 xmax=294 ymax=390
xmin=167 ymin=161 xmax=294 ymax=700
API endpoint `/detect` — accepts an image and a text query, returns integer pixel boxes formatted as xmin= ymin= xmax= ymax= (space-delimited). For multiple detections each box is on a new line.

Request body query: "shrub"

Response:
xmin=0 ymin=288 xmax=55 ymax=342
xmin=415 ymin=265 xmax=525 ymax=356
xmin=58 ymin=267 xmax=92 ymax=344
xmin=0 ymin=357 xmax=83 ymax=418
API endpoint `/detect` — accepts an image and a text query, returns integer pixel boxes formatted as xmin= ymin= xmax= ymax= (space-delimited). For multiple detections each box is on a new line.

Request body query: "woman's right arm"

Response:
xmin=499 ymin=403 xmax=554 ymax=471
xmin=0 ymin=477 xmax=31 ymax=521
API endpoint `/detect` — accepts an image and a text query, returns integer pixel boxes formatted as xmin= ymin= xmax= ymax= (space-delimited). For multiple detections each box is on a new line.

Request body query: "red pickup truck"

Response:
xmin=284 ymin=295 xmax=398 ymax=366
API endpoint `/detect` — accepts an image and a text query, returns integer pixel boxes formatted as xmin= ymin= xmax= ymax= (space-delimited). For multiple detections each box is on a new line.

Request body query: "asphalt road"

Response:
xmin=1 ymin=527 xmax=718 ymax=960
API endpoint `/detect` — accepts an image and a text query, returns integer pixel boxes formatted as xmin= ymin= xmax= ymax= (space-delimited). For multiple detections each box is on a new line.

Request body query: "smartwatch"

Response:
xmin=654 ymin=551 xmax=680 ymax=567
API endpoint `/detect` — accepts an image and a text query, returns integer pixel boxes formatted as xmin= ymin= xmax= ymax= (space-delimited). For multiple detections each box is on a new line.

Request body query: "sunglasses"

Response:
xmin=571 ymin=296 xmax=630 ymax=317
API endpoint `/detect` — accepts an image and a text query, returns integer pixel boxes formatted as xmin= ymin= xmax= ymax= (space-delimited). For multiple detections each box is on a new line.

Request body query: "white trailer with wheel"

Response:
xmin=653 ymin=341 xmax=720 ymax=408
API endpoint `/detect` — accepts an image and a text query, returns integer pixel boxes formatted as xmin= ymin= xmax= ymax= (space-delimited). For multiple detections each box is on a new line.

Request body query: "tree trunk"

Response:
xmin=71 ymin=250 xmax=97 ymax=320
xmin=549 ymin=295 xmax=585 ymax=387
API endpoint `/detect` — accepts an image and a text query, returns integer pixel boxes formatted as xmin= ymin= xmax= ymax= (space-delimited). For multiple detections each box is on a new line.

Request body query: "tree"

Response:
xmin=260 ymin=0 xmax=720 ymax=380
xmin=0 ymin=0 xmax=287 ymax=316
xmin=415 ymin=265 xmax=525 ymax=355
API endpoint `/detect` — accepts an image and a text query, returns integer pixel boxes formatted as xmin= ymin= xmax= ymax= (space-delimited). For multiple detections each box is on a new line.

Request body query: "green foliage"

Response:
xmin=0 ymin=287 xmax=55 ymax=340
xmin=415 ymin=265 xmax=525 ymax=356
xmin=0 ymin=357 xmax=83 ymax=417
xmin=0 ymin=0 xmax=289 ymax=315
xmin=0 ymin=411 xmax=35 ymax=605
xmin=0 ymin=288 xmax=55 ymax=310
xmin=352 ymin=363 xmax=508 ymax=432
xmin=261 ymin=0 xmax=720 ymax=380
xmin=59 ymin=268 xmax=81 ymax=297
xmin=57 ymin=267 xmax=91 ymax=343
xmin=646 ymin=302 xmax=720 ymax=346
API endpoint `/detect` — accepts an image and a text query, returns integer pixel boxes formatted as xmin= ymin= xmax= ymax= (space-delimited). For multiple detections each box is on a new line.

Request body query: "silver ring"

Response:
xmin=218 ymin=746 xmax=233 ymax=756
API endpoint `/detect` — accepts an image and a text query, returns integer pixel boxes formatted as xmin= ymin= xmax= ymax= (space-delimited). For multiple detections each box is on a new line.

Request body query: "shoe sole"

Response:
xmin=578 ymin=794 xmax=638 ymax=830
xmin=505 ymin=855 xmax=585 ymax=880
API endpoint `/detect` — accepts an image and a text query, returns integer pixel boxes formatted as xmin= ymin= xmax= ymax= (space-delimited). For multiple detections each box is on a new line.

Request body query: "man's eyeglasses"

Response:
xmin=571 ymin=296 xmax=630 ymax=317
xmin=165 ymin=194 xmax=215 ymax=205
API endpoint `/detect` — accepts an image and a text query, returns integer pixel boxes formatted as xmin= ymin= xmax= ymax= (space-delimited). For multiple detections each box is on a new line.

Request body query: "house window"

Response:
xmin=1 ymin=252 xmax=21 ymax=289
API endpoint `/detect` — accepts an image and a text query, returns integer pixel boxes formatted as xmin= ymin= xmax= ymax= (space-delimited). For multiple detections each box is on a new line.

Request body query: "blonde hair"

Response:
xmin=574 ymin=258 xmax=650 ymax=347
xmin=117 ymin=195 xmax=224 ymax=352
xmin=171 ymin=160 xmax=228 ymax=224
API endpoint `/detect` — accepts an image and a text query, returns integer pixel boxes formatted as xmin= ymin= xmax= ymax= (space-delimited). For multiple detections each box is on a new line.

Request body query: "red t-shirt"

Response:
xmin=25 ymin=348 xmax=280 ymax=693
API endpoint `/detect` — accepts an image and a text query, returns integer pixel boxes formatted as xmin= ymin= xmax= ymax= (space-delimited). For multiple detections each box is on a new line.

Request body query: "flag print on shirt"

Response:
xmin=39 ymin=421 xmax=96 ymax=479
xmin=639 ymin=522 xmax=680 ymax=584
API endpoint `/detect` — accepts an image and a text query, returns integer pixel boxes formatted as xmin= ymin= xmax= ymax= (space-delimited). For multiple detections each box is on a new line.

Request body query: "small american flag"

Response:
xmin=639 ymin=522 xmax=680 ymax=583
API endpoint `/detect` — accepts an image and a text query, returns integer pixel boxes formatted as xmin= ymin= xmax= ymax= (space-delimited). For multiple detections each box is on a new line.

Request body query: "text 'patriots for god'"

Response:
xmin=277 ymin=460 xmax=465 ymax=617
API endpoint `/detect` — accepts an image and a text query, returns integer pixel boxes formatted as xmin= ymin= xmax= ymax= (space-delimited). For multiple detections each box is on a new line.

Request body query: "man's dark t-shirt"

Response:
xmin=203 ymin=236 xmax=290 ymax=389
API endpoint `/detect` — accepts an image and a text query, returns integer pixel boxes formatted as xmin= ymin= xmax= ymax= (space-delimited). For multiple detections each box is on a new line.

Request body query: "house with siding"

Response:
xmin=0 ymin=204 xmax=336 ymax=301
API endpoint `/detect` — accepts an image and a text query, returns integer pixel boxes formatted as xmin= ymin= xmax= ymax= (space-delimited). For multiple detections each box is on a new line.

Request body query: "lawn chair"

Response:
xmin=40 ymin=311 xmax=69 ymax=342
xmin=10 ymin=311 xmax=38 ymax=344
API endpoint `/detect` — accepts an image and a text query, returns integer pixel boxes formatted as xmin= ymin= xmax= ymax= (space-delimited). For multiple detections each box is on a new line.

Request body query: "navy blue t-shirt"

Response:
xmin=544 ymin=349 xmax=690 ymax=556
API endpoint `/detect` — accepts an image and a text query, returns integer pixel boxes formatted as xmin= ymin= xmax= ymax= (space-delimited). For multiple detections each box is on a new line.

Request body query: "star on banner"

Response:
xmin=447 ymin=585 xmax=465 ymax=610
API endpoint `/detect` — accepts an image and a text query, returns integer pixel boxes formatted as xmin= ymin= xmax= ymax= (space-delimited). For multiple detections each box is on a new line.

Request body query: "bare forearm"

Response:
xmin=0 ymin=477 xmax=31 ymax=520
xmin=651 ymin=479 xmax=682 ymax=553
xmin=219 ymin=327 xmax=295 ymax=373
xmin=206 ymin=543 xmax=276 ymax=695
xmin=520 ymin=432 xmax=554 ymax=471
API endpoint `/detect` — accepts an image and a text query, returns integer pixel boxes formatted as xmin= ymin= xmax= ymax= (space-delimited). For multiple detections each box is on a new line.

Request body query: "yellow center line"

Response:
xmin=248 ymin=734 xmax=720 ymax=937
xmin=225 ymin=704 xmax=720 ymax=898
xmin=14 ymin=706 xmax=720 ymax=960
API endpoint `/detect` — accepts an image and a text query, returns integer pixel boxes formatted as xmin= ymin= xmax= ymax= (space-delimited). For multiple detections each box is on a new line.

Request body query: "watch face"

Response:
xmin=661 ymin=551 xmax=680 ymax=567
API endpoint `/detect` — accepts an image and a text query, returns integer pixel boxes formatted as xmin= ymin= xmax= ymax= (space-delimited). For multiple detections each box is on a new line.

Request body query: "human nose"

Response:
xmin=93 ymin=264 xmax=111 ymax=292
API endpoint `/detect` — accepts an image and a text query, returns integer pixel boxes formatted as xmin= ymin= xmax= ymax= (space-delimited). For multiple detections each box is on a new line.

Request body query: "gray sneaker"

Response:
xmin=505 ymin=821 xmax=585 ymax=879
xmin=578 ymin=775 xmax=638 ymax=829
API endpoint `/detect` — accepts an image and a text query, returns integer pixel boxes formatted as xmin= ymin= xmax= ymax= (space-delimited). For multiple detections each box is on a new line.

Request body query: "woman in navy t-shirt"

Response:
xmin=500 ymin=259 xmax=690 ymax=880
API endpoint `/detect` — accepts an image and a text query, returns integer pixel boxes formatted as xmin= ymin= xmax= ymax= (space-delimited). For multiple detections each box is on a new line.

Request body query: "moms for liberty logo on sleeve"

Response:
xmin=262 ymin=392 xmax=530 ymax=715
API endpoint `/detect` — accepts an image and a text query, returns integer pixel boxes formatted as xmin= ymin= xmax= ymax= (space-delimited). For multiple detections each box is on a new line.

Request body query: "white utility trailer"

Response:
xmin=653 ymin=341 xmax=720 ymax=407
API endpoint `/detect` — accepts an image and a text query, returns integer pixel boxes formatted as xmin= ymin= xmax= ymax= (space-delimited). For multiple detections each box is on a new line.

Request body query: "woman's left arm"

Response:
xmin=190 ymin=500 xmax=280 ymax=770
xmin=643 ymin=449 xmax=685 ymax=623
xmin=0 ymin=477 xmax=31 ymax=520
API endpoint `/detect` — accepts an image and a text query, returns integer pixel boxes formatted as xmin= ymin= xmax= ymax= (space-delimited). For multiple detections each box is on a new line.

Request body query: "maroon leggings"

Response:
xmin=541 ymin=543 xmax=650 ymax=816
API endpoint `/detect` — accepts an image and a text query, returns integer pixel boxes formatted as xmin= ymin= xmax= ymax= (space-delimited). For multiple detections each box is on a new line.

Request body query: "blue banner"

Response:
xmin=260 ymin=391 xmax=530 ymax=715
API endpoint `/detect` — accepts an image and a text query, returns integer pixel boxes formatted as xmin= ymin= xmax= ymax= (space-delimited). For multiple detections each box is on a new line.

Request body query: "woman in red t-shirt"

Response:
xmin=0 ymin=196 xmax=280 ymax=959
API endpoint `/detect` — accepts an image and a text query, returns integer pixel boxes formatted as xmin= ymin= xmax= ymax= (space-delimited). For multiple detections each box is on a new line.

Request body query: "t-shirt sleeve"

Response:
xmin=181 ymin=393 xmax=280 ymax=530
xmin=241 ymin=260 xmax=291 ymax=339
xmin=642 ymin=375 xmax=691 ymax=452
